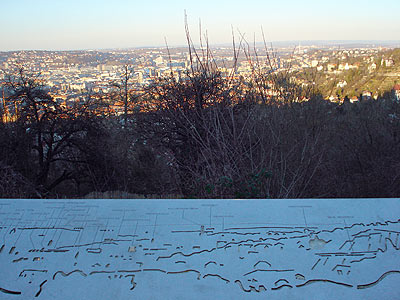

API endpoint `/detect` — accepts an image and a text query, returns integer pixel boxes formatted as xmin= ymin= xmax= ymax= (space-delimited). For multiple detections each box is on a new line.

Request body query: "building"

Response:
xmin=362 ymin=91 xmax=372 ymax=100
xmin=381 ymin=58 xmax=394 ymax=67
xmin=394 ymin=84 xmax=400 ymax=101
xmin=368 ymin=63 xmax=377 ymax=72
xmin=350 ymin=96 xmax=359 ymax=103
xmin=327 ymin=64 xmax=337 ymax=72
xmin=311 ymin=60 xmax=319 ymax=67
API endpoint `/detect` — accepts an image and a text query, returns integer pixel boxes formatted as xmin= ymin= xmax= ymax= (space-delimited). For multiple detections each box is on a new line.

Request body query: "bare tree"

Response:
xmin=110 ymin=64 xmax=140 ymax=127
xmin=138 ymin=19 xmax=328 ymax=198
xmin=1 ymin=66 xmax=106 ymax=196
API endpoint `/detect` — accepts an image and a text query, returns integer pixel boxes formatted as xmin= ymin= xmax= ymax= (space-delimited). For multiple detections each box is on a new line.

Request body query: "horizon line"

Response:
xmin=1 ymin=39 xmax=400 ymax=52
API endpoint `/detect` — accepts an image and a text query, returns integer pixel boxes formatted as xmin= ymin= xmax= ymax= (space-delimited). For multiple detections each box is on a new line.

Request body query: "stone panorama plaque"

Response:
xmin=0 ymin=199 xmax=399 ymax=299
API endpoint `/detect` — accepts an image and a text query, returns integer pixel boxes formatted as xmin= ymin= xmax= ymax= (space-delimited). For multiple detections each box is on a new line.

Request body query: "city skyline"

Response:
xmin=1 ymin=0 xmax=400 ymax=51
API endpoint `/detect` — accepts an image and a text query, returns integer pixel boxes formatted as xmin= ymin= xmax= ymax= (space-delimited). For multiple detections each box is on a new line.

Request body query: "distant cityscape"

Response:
xmin=1 ymin=41 xmax=400 ymax=115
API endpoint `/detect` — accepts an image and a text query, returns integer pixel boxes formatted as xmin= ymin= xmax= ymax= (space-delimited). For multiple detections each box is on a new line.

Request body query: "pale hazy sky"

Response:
xmin=0 ymin=0 xmax=399 ymax=51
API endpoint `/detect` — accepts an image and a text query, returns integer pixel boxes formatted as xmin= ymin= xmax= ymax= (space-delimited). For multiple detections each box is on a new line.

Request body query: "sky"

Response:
xmin=0 ymin=0 xmax=399 ymax=51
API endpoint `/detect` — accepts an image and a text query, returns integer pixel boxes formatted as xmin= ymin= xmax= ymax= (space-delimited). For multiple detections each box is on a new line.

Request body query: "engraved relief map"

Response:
xmin=0 ymin=199 xmax=399 ymax=299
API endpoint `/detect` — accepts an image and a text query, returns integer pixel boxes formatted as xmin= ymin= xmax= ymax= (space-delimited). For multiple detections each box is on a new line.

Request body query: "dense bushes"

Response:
xmin=2 ymin=59 xmax=400 ymax=199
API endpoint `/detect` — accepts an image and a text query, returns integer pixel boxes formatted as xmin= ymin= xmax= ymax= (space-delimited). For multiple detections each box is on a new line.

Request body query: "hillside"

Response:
xmin=296 ymin=48 xmax=400 ymax=99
